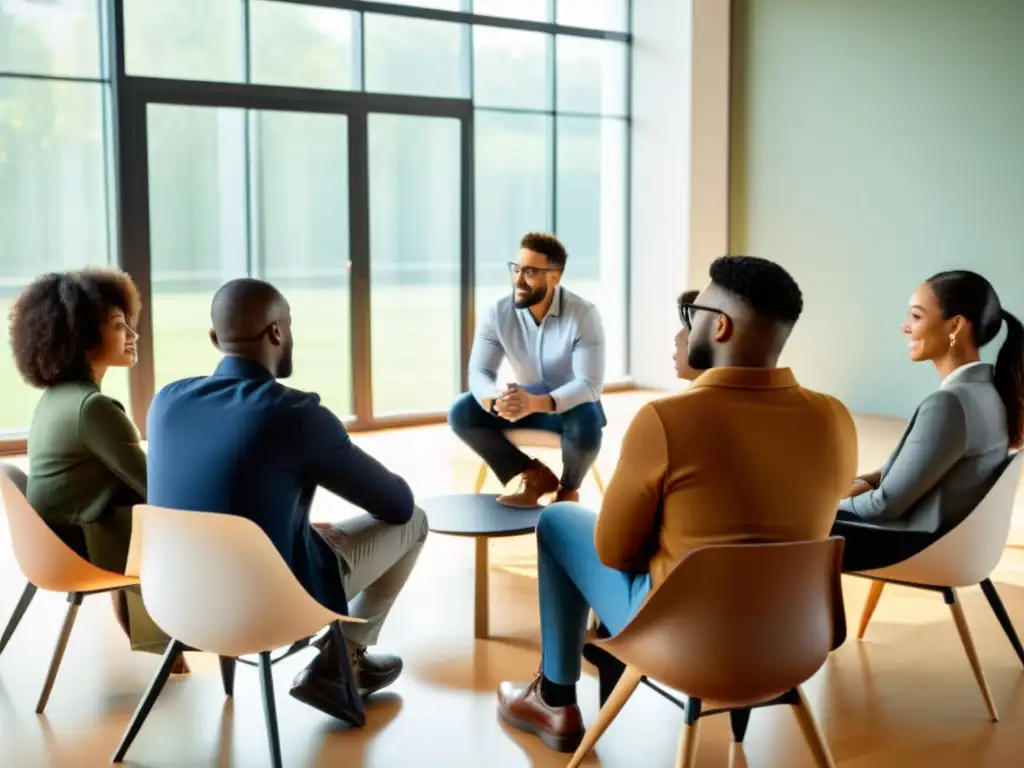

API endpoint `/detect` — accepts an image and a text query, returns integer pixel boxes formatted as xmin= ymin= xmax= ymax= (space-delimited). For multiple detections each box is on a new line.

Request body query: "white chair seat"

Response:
xmin=473 ymin=430 xmax=606 ymax=494
xmin=853 ymin=451 xmax=1024 ymax=723
xmin=504 ymin=429 xmax=562 ymax=450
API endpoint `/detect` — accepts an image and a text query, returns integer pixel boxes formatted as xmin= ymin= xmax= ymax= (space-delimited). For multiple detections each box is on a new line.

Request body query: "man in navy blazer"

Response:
xmin=146 ymin=278 xmax=428 ymax=723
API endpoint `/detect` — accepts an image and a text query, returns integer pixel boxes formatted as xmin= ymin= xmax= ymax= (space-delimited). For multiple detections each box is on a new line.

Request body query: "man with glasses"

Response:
xmin=448 ymin=232 xmax=606 ymax=507
xmin=496 ymin=256 xmax=858 ymax=753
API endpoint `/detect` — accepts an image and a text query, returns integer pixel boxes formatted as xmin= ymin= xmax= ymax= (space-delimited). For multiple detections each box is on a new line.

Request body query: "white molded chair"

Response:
xmin=853 ymin=451 xmax=1024 ymax=722
xmin=0 ymin=473 xmax=140 ymax=714
xmin=112 ymin=505 xmax=366 ymax=768
xmin=472 ymin=429 xmax=606 ymax=494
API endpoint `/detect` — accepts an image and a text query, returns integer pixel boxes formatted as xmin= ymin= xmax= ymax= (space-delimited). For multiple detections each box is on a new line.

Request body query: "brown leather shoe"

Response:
xmin=554 ymin=487 xmax=579 ymax=503
xmin=497 ymin=677 xmax=584 ymax=753
xmin=497 ymin=461 xmax=559 ymax=508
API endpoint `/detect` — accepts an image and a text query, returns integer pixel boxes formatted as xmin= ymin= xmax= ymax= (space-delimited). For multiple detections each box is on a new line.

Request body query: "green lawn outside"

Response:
xmin=1 ymin=280 xmax=610 ymax=433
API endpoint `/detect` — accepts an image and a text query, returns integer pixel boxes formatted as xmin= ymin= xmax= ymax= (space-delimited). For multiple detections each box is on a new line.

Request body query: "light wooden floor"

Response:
xmin=2 ymin=390 xmax=1024 ymax=767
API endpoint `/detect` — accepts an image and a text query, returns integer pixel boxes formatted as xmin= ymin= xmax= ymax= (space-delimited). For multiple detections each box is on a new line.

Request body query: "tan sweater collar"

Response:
xmin=689 ymin=366 xmax=799 ymax=391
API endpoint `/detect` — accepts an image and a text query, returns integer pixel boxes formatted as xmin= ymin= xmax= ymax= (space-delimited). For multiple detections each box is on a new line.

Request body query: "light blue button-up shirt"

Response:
xmin=468 ymin=286 xmax=605 ymax=414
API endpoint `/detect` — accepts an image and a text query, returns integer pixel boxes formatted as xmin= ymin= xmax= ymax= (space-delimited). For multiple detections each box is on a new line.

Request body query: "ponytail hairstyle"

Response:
xmin=927 ymin=270 xmax=1024 ymax=449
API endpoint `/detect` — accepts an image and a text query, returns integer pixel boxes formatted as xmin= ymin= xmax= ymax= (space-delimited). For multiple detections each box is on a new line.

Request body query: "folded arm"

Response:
xmin=80 ymin=393 xmax=147 ymax=504
xmin=594 ymin=403 xmax=667 ymax=570
xmin=839 ymin=391 xmax=967 ymax=523
xmin=300 ymin=398 xmax=414 ymax=525
xmin=550 ymin=305 xmax=605 ymax=414
xmin=468 ymin=305 xmax=505 ymax=410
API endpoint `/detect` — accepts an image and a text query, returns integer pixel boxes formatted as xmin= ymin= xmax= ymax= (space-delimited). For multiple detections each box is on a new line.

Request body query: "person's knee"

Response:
xmin=536 ymin=501 xmax=584 ymax=545
xmin=447 ymin=392 xmax=481 ymax=431
xmin=561 ymin=406 xmax=604 ymax=451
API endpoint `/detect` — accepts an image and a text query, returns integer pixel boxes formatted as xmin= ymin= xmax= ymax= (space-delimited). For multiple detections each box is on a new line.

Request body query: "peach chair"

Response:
xmin=112 ymin=505 xmax=367 ymax=768
xmin=573 ymin=538 xmax=846 ymax=768
xmin=0 ymin=474 xmax=139 ymax=714
xmin=853 ymin=451 xmax=1024 ymax=722
xmin=473 ymin=429 xmax=605 ymax=494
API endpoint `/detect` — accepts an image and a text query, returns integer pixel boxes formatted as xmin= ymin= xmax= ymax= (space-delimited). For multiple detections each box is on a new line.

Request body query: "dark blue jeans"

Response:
xmin=447 ymin=392 xmax=606 ymax=490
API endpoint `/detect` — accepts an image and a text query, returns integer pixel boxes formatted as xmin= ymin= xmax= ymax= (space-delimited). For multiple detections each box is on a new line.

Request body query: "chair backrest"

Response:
xmin=602 ymin=538 xmax=846 ymax=708
xmin=859 ymin=451 xmax=1024 ymax=587
xmin=131 ymin=505 xmax=357 ymax=657
xmin=0 ymin=475 xmax=127 ymax=593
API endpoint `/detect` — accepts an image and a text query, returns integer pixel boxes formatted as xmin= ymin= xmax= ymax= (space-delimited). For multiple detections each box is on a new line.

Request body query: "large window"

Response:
xmin=0 ymin=1 xmax=128 ymax=433
xmin=0 ymin=0 xmax=631 ymax=441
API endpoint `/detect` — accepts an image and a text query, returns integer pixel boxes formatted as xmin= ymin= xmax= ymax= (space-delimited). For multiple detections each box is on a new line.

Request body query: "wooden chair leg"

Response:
xmin=676 ymin=697 xmax=703 ymax=768
xmin=474 ymin=537 xmax=490 ymax=640
xmin=474 ymin=462 xmax=489 ymax=494
xmin=111 ymin=639 xmax=185 ymax=762
xmin=591 ymin=465 xmax=605 ymax=494
xmin=857 ymin=580 xmax=885 ymax=640
xmin=35 ymin=592 xmax=83 ymax=714
xmin=0 ymin=581 xmax=37 ymax=657
xmin=258 ymin=651 xmax=283 ymax=768
xmin=728 ymin=742 xmax=750 ymax=768
xmin=791 ymin=686 xmax=836 ymax=768
xmin=567 ymin=665 xmax=642 ymax=768
xmin=219 ymin=656 xmax=237 ymax=697
xmin=946 ymin=588 xmax=999 ymax=721
xmin=980 ymin=578 xmax=1024 ymax=666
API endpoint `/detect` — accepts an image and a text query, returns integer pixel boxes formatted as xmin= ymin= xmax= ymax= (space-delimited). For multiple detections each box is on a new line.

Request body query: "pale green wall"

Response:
xmin=730 ymin=0 xmax=1024 ymax=417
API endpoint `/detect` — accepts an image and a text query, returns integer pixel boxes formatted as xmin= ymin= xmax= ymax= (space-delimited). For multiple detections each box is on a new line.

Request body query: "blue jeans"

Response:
xmin=448 ymin=393 xmax=605 ymax=490
xmin=537 ymin=501 xmax=652 ymax=685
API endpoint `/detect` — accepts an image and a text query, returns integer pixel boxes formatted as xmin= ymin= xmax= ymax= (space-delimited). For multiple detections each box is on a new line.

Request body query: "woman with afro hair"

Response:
xmin=8 ymin=268 xmax=186 ymax=671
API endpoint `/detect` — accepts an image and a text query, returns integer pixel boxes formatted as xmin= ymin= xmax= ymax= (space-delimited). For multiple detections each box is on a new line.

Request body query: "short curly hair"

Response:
xmin=520 ymin=232 xmax=568 ymax=270
xmin=8 ymin=268 xmax=141 ymax=388
xmin=709 ymin=255 xmax=803 ymax=325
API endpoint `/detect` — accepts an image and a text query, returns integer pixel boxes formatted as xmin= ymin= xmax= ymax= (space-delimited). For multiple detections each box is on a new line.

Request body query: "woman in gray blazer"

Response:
xmin=833 ymin=270 xmax=1024 ymax=571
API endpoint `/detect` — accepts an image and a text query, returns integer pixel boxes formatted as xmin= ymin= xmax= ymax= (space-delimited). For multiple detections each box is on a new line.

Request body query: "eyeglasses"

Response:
xmin=678 ymin=299 xmax=728 ymax=331
xmin=508 ymin=262 xmax=560 ymax=280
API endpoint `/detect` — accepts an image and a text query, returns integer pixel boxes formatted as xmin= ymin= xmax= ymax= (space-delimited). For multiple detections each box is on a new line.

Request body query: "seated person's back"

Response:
xmin=146 ymin=360 xmax=405 ymax=612
xmin=146 ymin=278 xmax=426 ymax=723
xmin=605 ymin=368 xmax=855 ymax=586
xmin=497 ymin=255 xmax=858 ymax=756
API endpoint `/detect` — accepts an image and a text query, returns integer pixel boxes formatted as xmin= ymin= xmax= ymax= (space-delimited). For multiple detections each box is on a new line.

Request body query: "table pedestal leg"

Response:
xmin=474 ymin=537 xmax=490 ymax=639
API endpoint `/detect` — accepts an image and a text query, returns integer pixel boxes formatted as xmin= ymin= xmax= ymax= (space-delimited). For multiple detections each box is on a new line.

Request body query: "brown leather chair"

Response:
xmin=0 ymin=475 xmax=139 ymax=714
xmin=571 ymin=538 xmax=846 ymax=768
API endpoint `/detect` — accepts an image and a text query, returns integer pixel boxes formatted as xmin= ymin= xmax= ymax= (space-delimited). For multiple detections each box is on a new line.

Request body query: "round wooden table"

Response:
xmin=418 ymin=493 xmax=542 ymax=639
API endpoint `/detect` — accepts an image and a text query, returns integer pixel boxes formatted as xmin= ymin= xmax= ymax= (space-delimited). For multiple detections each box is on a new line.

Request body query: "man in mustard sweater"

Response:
xmin=496 ymin=256 xmax=858 ymax=753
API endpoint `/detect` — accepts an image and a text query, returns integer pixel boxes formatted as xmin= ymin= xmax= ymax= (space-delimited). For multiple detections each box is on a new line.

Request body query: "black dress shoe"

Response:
xmin=289 ymin=664 xmax=365 ymax=726
xmin=353 ymin=648 xmax=403 ymax=696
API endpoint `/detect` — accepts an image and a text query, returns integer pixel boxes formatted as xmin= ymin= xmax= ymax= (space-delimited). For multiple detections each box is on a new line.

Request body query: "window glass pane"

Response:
xmin=146 ymin=104 xmax=248 ymax=389
xmin=250 ymin=1 xmax=359 ymax=91
xmin=0 ymin=79 xmax=126 ymax=431
xmin=473 ymin=0 xmax=549 ymax=21
xmin=556 ymin=116 xmax=627 ymax=379
xmin=0 ymin=0 xmax=100 ymax=78
xmin=474 ymin=111 xmax=551 ymax=314
xmin=364 ymin=14 xmax=468 ymax=98
xmin=473 ymin=27 xmax=550 ymax=111
xmin=556 ymin=36 xmax=627 ymax=115
xmin=557 ymin=0 xmax=629 ymax=32
xmin=369 ymin=114 xmax=461 ymax=414
xmin=124 ymin=0 xmax=244 ymax=82
xmin=254 ymin=111 xmax=353 ymax=417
